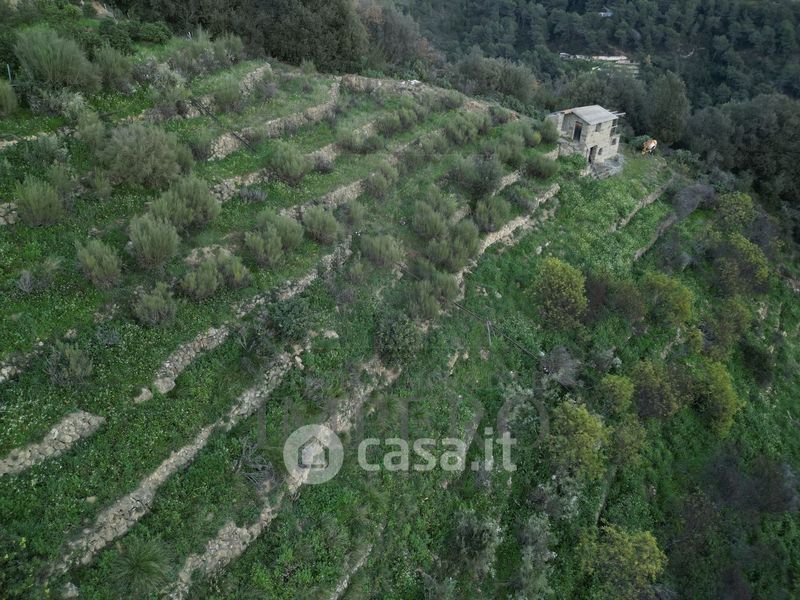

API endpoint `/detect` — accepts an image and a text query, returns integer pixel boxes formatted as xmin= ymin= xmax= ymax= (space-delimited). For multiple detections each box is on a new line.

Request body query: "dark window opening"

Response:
xmin=573 ymin=122 xmax=583 ymax=141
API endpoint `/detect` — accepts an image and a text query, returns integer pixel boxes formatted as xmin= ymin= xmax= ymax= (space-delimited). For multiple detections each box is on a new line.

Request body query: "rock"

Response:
xmin=64 ymin=329 xmax=78 ymax=341
xmin=133 ymin=387 xmax=153 ymax=404
xmin=61 ymin=582 xmax=79 ymax=598
xmin=85 ymin=496 xmax=97 ymax=504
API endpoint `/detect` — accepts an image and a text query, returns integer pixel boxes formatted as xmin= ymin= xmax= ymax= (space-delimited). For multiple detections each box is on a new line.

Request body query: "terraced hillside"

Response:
xmin=2 ymin=13 xmax=799 ymax=600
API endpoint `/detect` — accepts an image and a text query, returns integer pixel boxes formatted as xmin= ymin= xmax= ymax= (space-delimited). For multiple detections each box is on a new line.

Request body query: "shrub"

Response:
xmin=450 ymin=155 xmax=503 ymax=202
xmin=256 ymin=210 xmax=303 ymax=250
xmin=15 ymin=177 xmax=63 ymax=227
xmin=314 ymin=154 xmax=334 ymax=174
xmin=407 ymin=279 xmax=440 ymax=319
xmin=693 ymin=360 xmax=743 ymax=437
xmin=128 ymin=214 xmax=180 ymax=269
xmin=489 ymin=105 xmax=513 ymax=125
xmin=426 ymin=219 xmax=480 ymax=272
xmin=76 ymin=110 xmax=106 ymax=147
xmin=15 ymin=27 xmax=99 ymax=93
xmin=303 ymin=207 xmax=340 ymax=243
xmin=641 ymin=271 xmax=693 ymax=327
xmin=151 ymin=84 xmax=190 ymax=119
xmin=94 ymin=44 xmax=132 ymax=92
xmin=444 ymin=115 xmax=478 ymax=146
xmin=45 ymin=342 xmax=93 ymax=387
xmin=265 ymin=141 xmax=312 ymax=186
xmin=473 ymin=198 xmax=511 ymax=232
xmin=0 ymin=79 xmax=17 ymax=117
xmin=436 ymin=90 xmax=464 ymax=111
xmin=110 ymin=537 xmax=170 ymax=598
xmin=187 ymin=128 xmax=215 ymax=160
xmin=513 ymin=120 xmax=542 ymax=147
xmin=365 ymin=161 xmax=398 ymax=199
xmin=181 ymin=257 xmax=222 ymax=299
xmin=245 ymin=227 xmax=283 ymax=267
xmin=710 ymin=232 xmax=769 ymax=296
xmin=344 ymin=201 xmax=366 ymax=228
xmin=419 ymin=132 xmax=449 ymax=160
xmin=412 ymin=201 xmax=447 ymax=240
xmin=338 ymin=129 xmax=384 ymax=154
xmin=538 ymin=119 xmax=559 ymax=144
xmin=361 ymin=234 xmax=403 ymax=268
xmin=133 ymin=282 xmax=177 ymax=326
xmin=375 ymin=312 xmax=422 ymax=364
xmin=420 ymin=186 xmax=457 ymax=217
xmin=218 ymin=252 xmax=250 ymax=288
xmin=632 ymin=360 xmax=679 ymax=419
xmin=149 ymin=176 xmax=220 ymax=231
xmin=213 ymin=75 xmax=243 ymax=113
xmin=532 ymin=257 xmax=587 ymax=329
xmin=266 ymin=296 xmax=311 ymax=342
xmin=525 ymin=154 xmax=559 ymax=180
xmin=488 ymin=134 xmax=525 ymax=168
xmin=167 ymin=30 xmax=244 ymax=79
xmin=47 ymin=164 xmax=76 ymax=204
xmin=597 ymin=374 xmax=635 ymax=417
xmin=549 ymin=400 xmax=609 ymax=480
xmin=76 ymin=239 xmax=121 ymax=289
xmin=23 ymin=134 xmax=67 ymax=168
xmin=377 ymin=112 xmax=402 ymax=136
xmin=99 ymin=123 xmax=193 ymax=189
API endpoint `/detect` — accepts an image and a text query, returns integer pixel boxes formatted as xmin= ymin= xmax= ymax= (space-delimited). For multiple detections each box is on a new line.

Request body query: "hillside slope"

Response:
xmin=0 ymin=11 xmax=798 ymax=600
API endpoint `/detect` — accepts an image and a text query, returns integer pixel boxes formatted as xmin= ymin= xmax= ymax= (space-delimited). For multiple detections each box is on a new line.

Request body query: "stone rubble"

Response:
xmin=0 ymin=412 xmax=105 ymax=477
xmin=0 ymin=202 xmax=17 ymax=226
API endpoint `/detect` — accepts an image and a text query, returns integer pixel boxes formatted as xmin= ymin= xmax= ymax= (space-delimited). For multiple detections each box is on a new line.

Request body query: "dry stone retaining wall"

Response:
xmin=0 ymin=412 xmax=105 ymax=477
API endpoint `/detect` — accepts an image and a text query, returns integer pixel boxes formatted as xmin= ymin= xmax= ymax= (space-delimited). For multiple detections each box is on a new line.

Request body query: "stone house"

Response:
xmin=546 ymin=105 xmax=624 ymax=165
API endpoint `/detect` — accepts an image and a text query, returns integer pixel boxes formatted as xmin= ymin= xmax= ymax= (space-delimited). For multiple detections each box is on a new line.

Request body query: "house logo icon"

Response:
xmin=283 ymin=424 xmax=343 ymax=485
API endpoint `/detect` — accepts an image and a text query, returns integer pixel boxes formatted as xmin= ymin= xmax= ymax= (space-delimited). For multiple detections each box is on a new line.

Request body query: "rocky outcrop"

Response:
xmin=0 ymin=412 xmax=105 ymax=477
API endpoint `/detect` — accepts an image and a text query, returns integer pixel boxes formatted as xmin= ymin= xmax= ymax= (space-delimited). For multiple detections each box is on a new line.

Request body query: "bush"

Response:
xmin=216 ymin=252 xmax=250 ymax=288
xmin=338 ymin=129 xmax=384 ymax=154
xmin=0 ymin=79 xmax=17 ymax=116
xmin=532 ymin=257 xmax=587 ymax=329
xmin=15 ymin=177 xmax=63 ymax=227
xmin=426 ymin=219 xmax=480 ymax=272
xmin=375 ymin=312 xmax=422 ymax=364
xmin=94 ymin=44 xmax=132 ymax=92
xmin=632 ymin=360 xmax=679 ymax=419
xmin=15 ymin=27 xmax=99 ymax=93
xmin=344 ymin=201 xmax=366 ymax=228
xmin=411 ymin=201 xmax=447 ymax=240
xmin=133 ymin=282 xmax=177 ymax=326
xmin=187 ymin=128 xmax=215 ymax=160
xmin=213 ymin=75 xmax=243 ymax=113
xmin=245 ymin=227 xmax=283 ymax=266
xmin=409 ymin=279 xmax=441 ymax=319
xmin=149 ymin=176 xmax=220 ymax=231
xmin=99 ymin=123 xmax=193 ymax=189
xmin=265 ymin=141 xmax=312 ymax=186
xmin=473 ymin=198 xmax=511 ymax=232
xmin=167 ymin=30 xmax=245 ymax=79
xmin=110 ymin=537 xmax=170 ymax=598
xmin=256 ymin=209 xmax=303 ymax=250
xmin=376 ymin=111 xmax=402 ymax=136
xmin=641 ymin=271 xmax=693 ymax=327
xmin=525 ymin=154 xmax=559 ymax=180
xmin=513 ymin=120 xmax=542 ymax=147
xmin=76 ymin=240 xmax=121 ymax=289
xmin=303 ymin=207 xmax=340 ymax=244
xmin=538 ymin=119 xmax=560 ymax=144
xmin=450 ymin=155 xmax=503 ymax=202
xmin=365 ymin=161 xmax=398 ymax=199
xmin=181 ymin=257 xmax=222 ymax=299
xmin=76 ymin=110 xmax=106 ymax=147
xmin=361 ymin=234 xmax=403 ymax=267
xmin=266 ymin=296 xmax=311 ymax=342
xmin=489 ymin=105 xmax=513 ymax=125
xmin=488 ymin=133 xmax=525 ymax=168
xmin=693 ymin=360 xmax=743 ymax=437
xmin=597 ymin=374 xmax=635 ymax=417
xmin=23 ymin=134 xmax=67 ymax=168
xmin=46 ymin=164 xmax=76 ymax=204
xmin=444 ymin=115 xmax=478 ymax=146
xmin=128 ymin=214 xmax=180 ymax=269
xmin=418 ymin=132 xmax=449 ymax=160
xmin=45 ymin=341 xmax=93 ymax=387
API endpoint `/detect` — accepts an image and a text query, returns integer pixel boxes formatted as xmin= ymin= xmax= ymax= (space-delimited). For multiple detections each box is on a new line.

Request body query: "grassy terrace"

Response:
xmin=63 ymin=154 xmax=667 ymax=599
